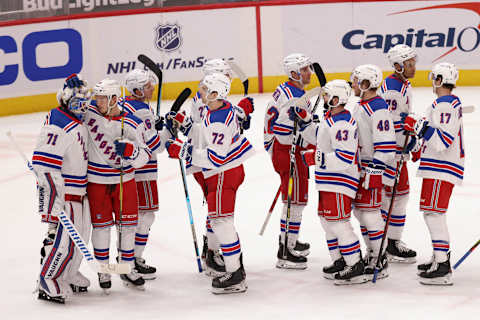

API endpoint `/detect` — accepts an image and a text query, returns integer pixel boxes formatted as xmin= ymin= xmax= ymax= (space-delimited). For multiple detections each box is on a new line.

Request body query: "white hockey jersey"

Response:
xmin=32 ymin=107 xmax=88 ymax=196
xmin=182 ymin=91 xmax=206 ymax=175
xmin=122 ymin=97 xmax=171 ymax=182
xmin=301 ymin=110 xmax=360 ymax=199
xmin=379 ymin=74 xmax=413 ymax=185
xmin=417 ymin=95 xmax=465 ymax=186
xmin=191 ymin=100 xmax=254 ymax=178
xmin=264 ymin=81 xmax=311 ymax=152
xmin=85 ymin=101 xmax=150 ymax=184
xmin=352 ymin=96 xmax=396 ymax=174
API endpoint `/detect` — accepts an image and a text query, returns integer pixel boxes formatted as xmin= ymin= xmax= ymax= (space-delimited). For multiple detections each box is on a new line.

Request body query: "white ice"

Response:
xmin=1 ymin=87 xmax=480 ymax=320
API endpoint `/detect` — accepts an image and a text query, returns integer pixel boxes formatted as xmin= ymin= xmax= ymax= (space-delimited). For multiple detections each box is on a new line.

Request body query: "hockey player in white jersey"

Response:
xmin=379 ymin=44 xmax=418 ymax=263
xmin=86 ymin=78 xmax=151 ymax=291
xmin=264 ymin=53 xmax=313 ymax=269
xmin=34 ymin=74 xmax=90 ymax=303
xmin=174 ymin=59 xmax=254 ymax=277
xmin=296 ymin=80 xmax=367 ymax=284
xmin=123 ymin=69 xmax=172 ymax=280
xmin=351 ymin=64 xmax=396 ymax=280
xmin=165 ymin=73 xmax=254 ymax=294
xmin=402 ymin=63 xmax=464 ymax=285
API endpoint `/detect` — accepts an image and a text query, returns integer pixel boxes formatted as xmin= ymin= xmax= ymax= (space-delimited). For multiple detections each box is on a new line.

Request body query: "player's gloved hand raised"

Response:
xmin=362 ymin=163 xmax=384 ymax=189
xmin=114 ymin=138 xmax=139 ymax=159
xmin=237 ymin=97 xmax=254 ymax=116
xmin=165 ymin=138 xmax=192 ymax=162
xmin=65 ymin=74 xmax=85 ymax=89
xmin=401 ymin=112 xmax=434 ymax=139
xmin=165 ymin=111 xmax=192 ymax=135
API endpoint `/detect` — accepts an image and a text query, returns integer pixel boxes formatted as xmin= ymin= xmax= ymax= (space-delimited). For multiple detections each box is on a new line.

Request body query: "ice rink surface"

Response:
xmin=1 ymin=87 xmax=480 ymax=320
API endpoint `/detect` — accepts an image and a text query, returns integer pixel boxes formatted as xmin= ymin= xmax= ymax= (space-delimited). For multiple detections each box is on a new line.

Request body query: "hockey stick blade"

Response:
xmin=138 ymin=54 xmax=162 ymax=80
xmin=312 ymin=62 xmax=327 ymax=87
xmin=6 ymin=131 xmax=131 ymax=275
xmin=227 ymin=60 xmax=249 ymax=96
xmin=171 ymin=88 xmax=192 ymax=112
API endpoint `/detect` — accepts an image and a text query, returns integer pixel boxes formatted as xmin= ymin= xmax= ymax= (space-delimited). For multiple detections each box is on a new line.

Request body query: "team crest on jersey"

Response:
xmin=155 ymin=24 xmax=182 ymax=52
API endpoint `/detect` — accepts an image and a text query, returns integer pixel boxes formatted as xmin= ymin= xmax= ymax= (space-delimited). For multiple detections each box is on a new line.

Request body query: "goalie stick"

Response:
xmin=6 ymin=131 xmax=130 ymax=274
xmin=138 ymin=54 xmax=163 ymax=116
xmin=169 ymin=88 xmax=203 ymax=273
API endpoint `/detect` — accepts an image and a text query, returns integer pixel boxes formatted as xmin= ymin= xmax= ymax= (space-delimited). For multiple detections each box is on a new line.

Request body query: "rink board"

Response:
xmin=1 ymin=0 xmax=479 ymax=116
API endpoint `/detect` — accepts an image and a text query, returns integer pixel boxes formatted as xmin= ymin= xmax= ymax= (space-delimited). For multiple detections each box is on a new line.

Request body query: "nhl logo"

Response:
xmin=155 ymin=24 xmax=182 ymax=52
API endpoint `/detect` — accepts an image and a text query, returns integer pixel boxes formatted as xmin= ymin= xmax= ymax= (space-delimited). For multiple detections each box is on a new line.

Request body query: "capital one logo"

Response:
xmin=341 ymin=2 xmax=480 ymax=62
xmin=154 ymin=23 xmax=182 ymax=52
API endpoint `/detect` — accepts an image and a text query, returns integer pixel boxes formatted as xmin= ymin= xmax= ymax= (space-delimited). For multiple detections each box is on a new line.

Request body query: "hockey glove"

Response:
xmin=401 ymin=112 xmax=434 ymax=140
xmin=65 ymin=74 xmax=85 ymax=89
xmin=237 ymin=97 xmax=254 ymax=116
xmin=165 ymin=111 xmax=193 ymax=136
xmin=37 ymin=171 xmax=65 ymax=217
xmin=288 ymin=106 xmax=312 ymax=130
xmin=362 ymin=164 xmax=384 ymax=189
xmin=155 ymin=116 xmax=165 ymax=131
xmin=114 ymin=138 xmax=139 ymax=159
xmin=405 ymin=135 xmax=423 ymax=162
xmin=241 ymin=114 xmax=252 ymax=130
xmin=165 ymin=138 xmax=192 ymax=162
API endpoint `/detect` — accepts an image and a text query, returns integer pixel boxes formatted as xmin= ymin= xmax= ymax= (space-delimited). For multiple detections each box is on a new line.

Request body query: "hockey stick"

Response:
xmin=138 ymin=54 xmax=163 ymax=116
xmin=283 ymin=118 xmax=298 ymax=258
xmin=311 ymin=62 xmax=327 ymax=114
xmin=372 ymin=133 xmax=410 ymax=283
xmin=227 ymin=59 xmax=249 ymax=96
xmin=170 ymin=88 xmax=203 ymax=273
xmin=118 ymin=86 xmax=126 ymax=269
xmin=453 ymin=238 xmax=480 ymax=269
xmin=259 ymin=185 xmax=281 ymax=236
xmin=6 ymin=131 xmax=130 ymax=274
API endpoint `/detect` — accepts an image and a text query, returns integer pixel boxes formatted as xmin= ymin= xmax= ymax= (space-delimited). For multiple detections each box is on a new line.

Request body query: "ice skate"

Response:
xmin=205 ymin=249 xmax=226 ymax=277
xmin=98 ymin=273 xmax=112 ymax=294
xmin=120 ymin=269 xmax=146 ymax=291
xmin=323 ymin=257 xmax=346 ymax=280
xmin=334 ymin=259 xmax=368 ymax=285
xmin=69 ymin=271 xmax=90 ymax=293
xmin=419 ymin=258 xmax=453 ymax=286
xmin=417 ymin=255 xmax=435 ymax=275
xmin=38 ymin=278 xmax=71 ymax=304
xmin=211 ymin=266 xmax=247 ymax=294
xmin=276 ymin=241 xmax=307 ymax=270
xmin=386 ymin=239 xmax=416 ymax=264
xmin=135 ymin=257 xmax=156 ymax=280
xmin=294 ymin=239 xmax=310 ymax=257
xmin=365 ymin=253 xmax=389 ymax=281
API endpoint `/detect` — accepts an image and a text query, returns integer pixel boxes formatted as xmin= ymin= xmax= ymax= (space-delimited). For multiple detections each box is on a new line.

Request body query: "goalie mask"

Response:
xmin=56 ymin=74 xmax=91 ymax=121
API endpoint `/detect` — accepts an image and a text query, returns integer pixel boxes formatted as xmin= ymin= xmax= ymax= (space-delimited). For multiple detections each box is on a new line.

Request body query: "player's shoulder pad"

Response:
xmin=46 ymin=107 xmax=82 ymax=133
xmin=122 ymin=97 xmax=150 ymax=114
xmin=325 ymin=110 xmax=356 ymax=128
xmin=382 ymin=75 xmax=403 ymax=92
xmin=204 ymin=101 xmax=235 ymax=127
xmin=433 ymin=94 xmax=462 ymax=110
xmin=360 ymin=96 xmax=388 ymax=116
